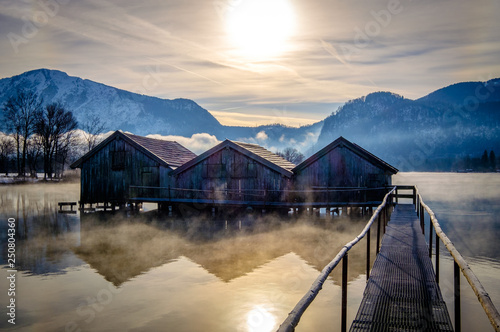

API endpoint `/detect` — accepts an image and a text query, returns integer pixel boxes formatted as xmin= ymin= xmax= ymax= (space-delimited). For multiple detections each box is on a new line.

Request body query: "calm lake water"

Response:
xmin=0 ymin=172 xmax=499 ymax=331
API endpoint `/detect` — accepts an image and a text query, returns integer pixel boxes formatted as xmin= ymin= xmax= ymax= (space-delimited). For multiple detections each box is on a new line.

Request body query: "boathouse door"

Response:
xmin=141 ymin=166 xmax=160 ymax=198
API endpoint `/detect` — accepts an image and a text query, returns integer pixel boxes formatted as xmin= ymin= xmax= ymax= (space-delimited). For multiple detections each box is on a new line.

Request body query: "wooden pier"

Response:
xmin=58 ymin=201 xmax=77 ymax=214
xmin=350 ymin=204 xmax=453 ymax=331
xmin=277 ymin=186 xmax=500 ymax=332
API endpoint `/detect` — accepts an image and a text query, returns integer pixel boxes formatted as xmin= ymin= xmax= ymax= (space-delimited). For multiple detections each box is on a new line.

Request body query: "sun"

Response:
xmin=226 ymin=0 xmax=296 ymax=60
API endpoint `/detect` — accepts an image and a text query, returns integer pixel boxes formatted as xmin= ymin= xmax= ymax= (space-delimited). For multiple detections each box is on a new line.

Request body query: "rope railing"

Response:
xmin=276 ymin=186 xmax=397 ymax=332
xmin=415 ymin=186 xmax=500 ymax=332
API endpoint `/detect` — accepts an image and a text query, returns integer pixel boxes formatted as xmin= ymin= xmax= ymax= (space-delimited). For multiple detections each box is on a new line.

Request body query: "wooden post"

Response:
xmin=341 ymin=253 xmax=348 ymax=332
xmin=436 ymin=232 xmax=440 ymax=283
xmin=454 ymin=261 xmax=462 ymax=332
xmin=366 ymin=228 xmax=371 ymax=280
xmin=420 ymin=204 xmax=425 ymax=235
xmin=376 ymin=213 xmax=381 ymax=254
xmin=383 ymin=206 xmax=386 ymax=234
xmin=429 ymin=220 xmax=433 ymax=258
xmin=326 ymin=187 xmax=330 ymax=214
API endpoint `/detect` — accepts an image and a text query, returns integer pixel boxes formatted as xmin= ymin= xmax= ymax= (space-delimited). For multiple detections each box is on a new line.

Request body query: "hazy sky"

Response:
xmin=1 ymin=0 xmax=499 ymax=127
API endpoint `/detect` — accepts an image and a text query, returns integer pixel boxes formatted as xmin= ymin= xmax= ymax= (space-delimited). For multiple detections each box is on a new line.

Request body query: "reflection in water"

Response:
xmin=394 ymin=173 xmax=500 ymax=260
xmin=75 ymin=211 xmax=370 ymax=286
xmin=247 ymin=305 xmax=276 ymax=332
xmin=0 ymin=183 xmax=371 ymax=332
xmin=0 ymin=183 xmax=83 ymax=275
xmin=2 ymin=175 xmax=498 ymax=331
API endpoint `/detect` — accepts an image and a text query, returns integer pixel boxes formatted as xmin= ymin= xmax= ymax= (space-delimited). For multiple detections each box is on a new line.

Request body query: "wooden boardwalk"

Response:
xmin=350 ymin=204 xmax=454 ymax=331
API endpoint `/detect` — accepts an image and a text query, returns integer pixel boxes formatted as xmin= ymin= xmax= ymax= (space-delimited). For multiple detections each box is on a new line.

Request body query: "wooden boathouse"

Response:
xmin=293 ymin=136 xmax=398 ymax=203
xmin=168 ymin=139 xmax=296 ymax=214
xmin=70 ymin=130 xmax=196 ymax=210
xmin=73 ymin=134 xmax=399 ymax=215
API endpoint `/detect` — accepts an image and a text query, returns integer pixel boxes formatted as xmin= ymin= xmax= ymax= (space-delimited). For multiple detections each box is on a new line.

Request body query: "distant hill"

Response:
xmin=417 ymin=79 xmax=500 ymax=106
xmin=1 ymin=69 xmax=499 ymax=171
xmin=0 ymin=69 xmax=323 ymax=154
xmin=0 ymin=69 xmax=223 ymax=137
xmin=318 ymin=81 xmax=500 ymax=170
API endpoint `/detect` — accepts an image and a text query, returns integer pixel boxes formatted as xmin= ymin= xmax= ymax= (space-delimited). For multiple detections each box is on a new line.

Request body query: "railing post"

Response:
xmin=327 ymin=187 xmax=330 ymax=211
xmin=383 ymin=206 xmax=387 ymax=234
xmin=429 ymin=219 xmax=433 ymax=258
xmin=366 ymin=228 xmax=371 ymax=281
xmin=342 ymin=253 xmax=348 ymax=332
xmin=412 ymin=187 xmax=416 ymax=206
xmin=416 ymin=194 xmax=419 ymax=216
xmin=376 ymin=213 xmax=381 ymax=254
xmin=395 ymin=187 xmax=399 ymax=204
xmin=454 ymin=261 xmax=462 ymax=332
xmin=435 ymin=232 xmax=440 ymax=283
xmin=420 ymin=205 xmax=425 ymax=235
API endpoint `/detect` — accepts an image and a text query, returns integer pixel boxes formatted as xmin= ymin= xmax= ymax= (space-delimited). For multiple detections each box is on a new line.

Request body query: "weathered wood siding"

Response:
xmin=79 ymin=136 xmax=171 ymax=204
xmin=175 ymin=147 xmax=290 ymax=201
xmin=294 ymin=146 xmax=392 ymax=189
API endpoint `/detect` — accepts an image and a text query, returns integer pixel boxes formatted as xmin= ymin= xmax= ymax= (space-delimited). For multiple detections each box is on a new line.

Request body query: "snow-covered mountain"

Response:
xmin=0 ymin=69 xmax=323 ymax=155
xmin=0 ymin=69 xmax=222 ymax=137
xmin=318 ymin=82 xmax=500 ymax=170
xmin=1 ymin=69 xmax=499 ymax=170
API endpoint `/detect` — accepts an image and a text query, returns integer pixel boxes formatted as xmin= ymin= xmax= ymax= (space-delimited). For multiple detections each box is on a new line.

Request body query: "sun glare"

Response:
xmin=226 ymin=0 xmax=296 ymax=60
xmin=246 ymin=306 xmax=276 ymax=332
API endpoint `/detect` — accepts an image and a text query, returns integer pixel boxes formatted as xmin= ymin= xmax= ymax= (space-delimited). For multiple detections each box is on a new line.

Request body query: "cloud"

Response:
xmin=0 ymin=0 xmax=499 ymax=124
xmin=256 ymin=131 xmax=268 ymax=141
xmin=146 ymin=133 xmax=220 ymax=155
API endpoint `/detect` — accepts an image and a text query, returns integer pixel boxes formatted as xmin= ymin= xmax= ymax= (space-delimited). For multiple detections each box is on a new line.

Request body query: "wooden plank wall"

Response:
xmin=80 ymin=136 xmax=171 ymax=204
xmin=294 ymin=146 xmax=390 ymax=189
xmin=174 ymin=147 xmax=290 ymax=201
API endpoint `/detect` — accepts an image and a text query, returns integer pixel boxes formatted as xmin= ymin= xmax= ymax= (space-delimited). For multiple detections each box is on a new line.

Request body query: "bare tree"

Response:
xmin=0 ymin=134 xmax=15 ymax=175
xmin=26 ymin=135 xmax=43 ymax=178
xmin=81 ymin=114 xmax=106 ymax=152
xmin=277 ymin=147 xmax=305 ymax=165
xmin=54 ymin=129 xmax=78 ymax=178
xmin=36 ymin=103 xmax=78 ymax=179
xmin=2 ymin=90 xmax=43 ymax=177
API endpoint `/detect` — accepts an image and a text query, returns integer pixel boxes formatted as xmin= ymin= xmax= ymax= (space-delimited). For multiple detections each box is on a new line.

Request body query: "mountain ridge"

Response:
xmin=0 ymin=68 xmax=324 ymax=155
xmin=318 ymin=84 xmax=500 ymax=170
xmin=1 ymin=69 xmax=499 ymax=171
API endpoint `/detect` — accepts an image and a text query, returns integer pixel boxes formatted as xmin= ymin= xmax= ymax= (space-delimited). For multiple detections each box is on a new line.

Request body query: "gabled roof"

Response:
xmin=171 ymin=139 xmax=295 ymax=177
xmin=70 ymin=131 xmax=196 ymax=169
xmin=293 ymin=136 xmax=398 ymax=174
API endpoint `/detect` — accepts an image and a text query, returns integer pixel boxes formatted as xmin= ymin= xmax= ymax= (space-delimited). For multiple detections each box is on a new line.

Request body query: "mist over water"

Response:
xmin=0 ymin=182 xmax=373 ymax=331
xmin=394 ymin=172 xmax=500 ymax=331
xmin=1 ymin=174 xmax=499 ymax=331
